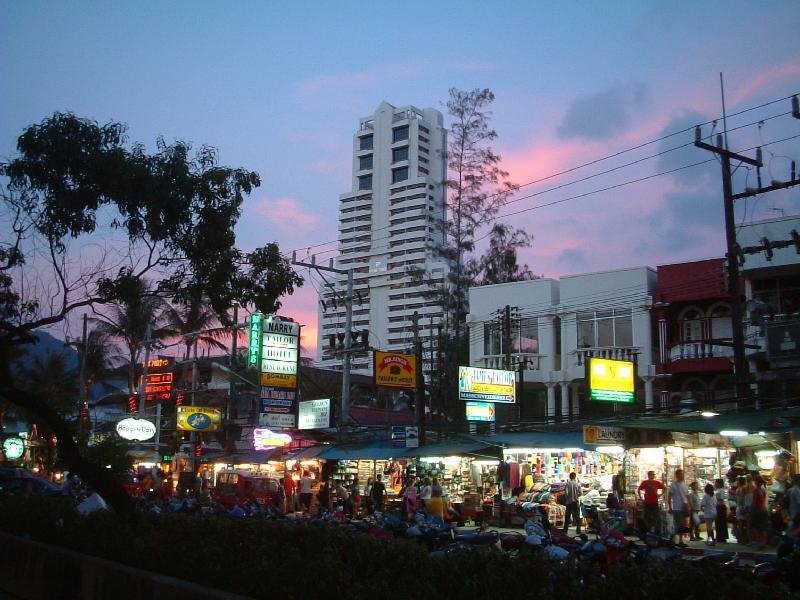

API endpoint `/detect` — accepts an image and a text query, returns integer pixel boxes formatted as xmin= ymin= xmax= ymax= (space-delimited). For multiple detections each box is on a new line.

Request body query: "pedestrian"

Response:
xmin=371 ymin=474 xmax=387 ymax=512
xmin=666 ymin=468 xmax=690 ymax=547
xmin=299 ymin=470 xmax=313 ymax=513
xmin=419 ymin=477 xmax=432 ymax=509
xmin=789 ymin=474 xmax=800 ymax=529
xmin=563 ymin=472 xmax=582 ymax=535
xmin=748 ymin=474 xmax=769 ymax=549
xmin=701 ymin=483 xmax=717 ymax=546
xmin=317 ymin=480 xmax=331 ymax=515
xmin=334 ymin=480 xmax=350 ymax=514
xmin=363 ymin=477 xmax=374 ymax=515
xmin=688 ymin=480 xmax=702 ymax=541
xmin=714 ymin=478 xmax=729 ymax=543
xmin=734 ymin=475 xmax=749 ymax=544
xmin=282 ymin=470 xmax=296 ymax=514
xmin=637 ymin=470 xmax=665 ymax=534
xmin=402 ymin=476 xmax=418 ymax=521
xmin=427 ymin=477 xmax=445 ymax=521
xmin=157 ymin=475 xmax=174 ymax=502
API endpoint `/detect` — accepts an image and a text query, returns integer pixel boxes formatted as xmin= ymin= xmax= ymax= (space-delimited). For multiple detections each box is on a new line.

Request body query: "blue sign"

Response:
xmin=186 ymin=412 xmax=212 ymax=430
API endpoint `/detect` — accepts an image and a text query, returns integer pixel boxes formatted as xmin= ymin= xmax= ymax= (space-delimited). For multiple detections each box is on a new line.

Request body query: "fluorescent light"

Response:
xmin=755 ymin=450 xmax=778 ymax=457
xmin=720 ymin=430 xmax=748 ymax=437
xmin=595 ymin=445 xmax=624 ymax=454
xmin=700 ymin=411 xmax=719 ymax=417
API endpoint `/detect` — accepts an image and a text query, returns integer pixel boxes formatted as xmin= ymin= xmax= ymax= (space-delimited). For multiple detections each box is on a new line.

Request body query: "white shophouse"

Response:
xmin=467 ymin=267 xmax=658 ymax=423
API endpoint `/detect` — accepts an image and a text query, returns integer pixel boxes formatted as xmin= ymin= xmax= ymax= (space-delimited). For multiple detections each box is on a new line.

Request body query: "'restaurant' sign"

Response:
xmin=374 ymin=351 xmax=416 ymax=389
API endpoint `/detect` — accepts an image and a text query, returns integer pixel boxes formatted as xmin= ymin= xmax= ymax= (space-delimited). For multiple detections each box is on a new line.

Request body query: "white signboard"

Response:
xmin=116 ymin=418 xmax=157 ymax=441
xmin=260 ymin=358 xmax=298 ymax=374
xmin=263 ymin=317 xmax=300 ymax=337
xmin=259 ymin=413 xmax=297 ymax=429
xmin=405 ymin=426 xmax=419 ymax=448
xmin=298 ymin=398 xmax=331 ymax=430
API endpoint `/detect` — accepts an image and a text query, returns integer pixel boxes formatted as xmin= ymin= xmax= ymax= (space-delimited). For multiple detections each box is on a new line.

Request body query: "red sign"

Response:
xmin=143 ymin=372 xmax=173 ymax=401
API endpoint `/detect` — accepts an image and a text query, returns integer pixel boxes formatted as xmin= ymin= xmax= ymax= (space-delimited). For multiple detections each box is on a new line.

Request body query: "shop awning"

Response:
xmin=481 ymin=431 xmax=587 ymax=450
xmin=283 ymin=445 xmax=331 ymax=460
xmin=404 ymin=439 xmax=500 ymax=459
xmin=319 ymin=441 xmax=403 ymax=460
xmin=620 ymin=406 xmax=800 ymax=434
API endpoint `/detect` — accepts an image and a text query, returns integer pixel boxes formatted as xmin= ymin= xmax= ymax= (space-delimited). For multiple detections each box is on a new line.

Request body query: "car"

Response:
xmin=0 ymin=467 xmax=35 ymax=481
xmin=0 ymin=476 xmax=65 ymax=496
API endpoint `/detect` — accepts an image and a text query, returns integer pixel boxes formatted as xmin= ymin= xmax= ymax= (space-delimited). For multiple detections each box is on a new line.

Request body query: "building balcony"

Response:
xmin=660 ymin=341 xmax=733 ymax=374
xmin=575 ymin=346 xmax=640 ymax=366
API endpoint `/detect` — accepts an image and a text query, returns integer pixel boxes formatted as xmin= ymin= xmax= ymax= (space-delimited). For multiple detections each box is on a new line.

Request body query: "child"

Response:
xmin=701 ymin=483 xmax=717 ymax=546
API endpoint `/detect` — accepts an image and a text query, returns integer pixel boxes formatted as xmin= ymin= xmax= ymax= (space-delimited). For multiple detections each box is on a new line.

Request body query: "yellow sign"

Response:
xmin=374 ymin=351 xmax=417 ymax=389
xmin=176 ymin=406 xmax=223 ymax=431
xmin=260 ymin=372 xmax=297 ymax=388
xmin=588 ymin=358 xmax=635 ymax=403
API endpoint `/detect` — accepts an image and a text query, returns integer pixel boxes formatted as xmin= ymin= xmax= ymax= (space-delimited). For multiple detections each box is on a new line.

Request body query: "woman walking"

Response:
xmin=714 ymin=478 xmax=729 ymax=543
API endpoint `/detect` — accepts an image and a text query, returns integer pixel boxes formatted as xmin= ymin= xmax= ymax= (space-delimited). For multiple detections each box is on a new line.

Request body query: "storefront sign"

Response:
xmin=253 ymin=428 xmax=292 ymax=450
xmin=248 ymin=312 xmax=264 ymax=367
xmin=176 ymin=406 xmax=222 ymax=431
xmin=298 ymin=398 xmax=331 ymax=429
xmin=405 ymin=426 xmax=419 ymax=448
xmin=374 ymin=351 xmax=417 ymax=389
xmin=586 ymin=357 xmax=635 ymax=403
xmin=766 ymin=320 xmax=800 ymax=361
xmin=2 ymin=437 xmax=25 ymax=460
xmin=465 ymin=401 xmax=496 ymax=422
xmin=259 ymin=413 xmax=297 ymax=429
xmin=583 ymin=424 xmax=625 ymax=446
xmin=116 ymin=417 xmax=157 ymax=441
xmin=260 ymin=372 xmax=297 ymax=388
xmin=458 ymin=366 xmax=516 ymax=403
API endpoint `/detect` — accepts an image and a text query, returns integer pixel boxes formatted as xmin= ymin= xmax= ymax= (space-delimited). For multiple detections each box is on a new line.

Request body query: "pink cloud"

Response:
xmin=250 ymin=196 xmax=321 ymax=232
xmin=294 ymin=62 xmax=420 ymax=96
xmin=731 ymin=59 xmax=800 ymax=105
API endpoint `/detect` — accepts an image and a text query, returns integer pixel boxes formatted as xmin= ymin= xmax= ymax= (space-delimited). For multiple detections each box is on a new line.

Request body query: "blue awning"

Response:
xmin=318 ymin=442 xmax=404 ymax=460
xmin=404 ymin=439 xmax=500 ymax=459
xmin=283 ymin=445 xmax=331 ymax=460
xmin=481 ymin=431 xmax=587 ymax=450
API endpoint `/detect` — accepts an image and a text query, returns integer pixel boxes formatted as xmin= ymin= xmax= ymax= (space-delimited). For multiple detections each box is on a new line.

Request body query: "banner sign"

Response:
xmin=586 ymin=357 xmax=635 ymax=403
xmin=177 ymin=406 xmax=222 ymax=431
xmin=253 ymin=427 xmax=292 ymax=450
xmin=248 ymin=313 xmax=264 ymax=367
xmin=260 ymin=372 xmax=297 ymax=388
xmin=465 ymin=401 xmax=496 ymax=422
xmin=458 ymin=366 xmax=516 ymax=403
xmin=259 ymin=413 xmax=297 ymax=429
xmin=583 ymin=424 xmax=626 ymax=446
xmin=116 ymin=418 xmax=157 ymax=441
xmin=298 ymin=398 xmax=331 ymax=429
xmin=374 ymin=351 xmax=417 ymax=389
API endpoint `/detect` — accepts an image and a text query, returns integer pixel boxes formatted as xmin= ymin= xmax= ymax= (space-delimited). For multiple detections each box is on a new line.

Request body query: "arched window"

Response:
xmin=679 ymin=307 xmax=703 ymax=342
xmin=708 ymin=303 xmax=732 ymax=340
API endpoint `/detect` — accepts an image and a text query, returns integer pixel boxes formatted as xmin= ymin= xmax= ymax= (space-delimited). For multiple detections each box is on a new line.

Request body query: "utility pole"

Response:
xmin=190 ymin=333 xmax=199 ymax=475
xmin=136 ymin=324 xmax=153 ymax=415
xmin=436 ymin=323 xmax=443 ymax=441
xmin=292 ymin=252 xmax=354 ymax=443
xmin=78 ymin=313 xmax=88 ymax=437
xmin=411 ymin=311 xmax=425 ymax=445
xmin=694 ymin=127 xmax=761 ymax=407
xmin=503 ymin=305 xmax=512 ymax=371
xmin=227 ymin=304 xmax=239 ymax=424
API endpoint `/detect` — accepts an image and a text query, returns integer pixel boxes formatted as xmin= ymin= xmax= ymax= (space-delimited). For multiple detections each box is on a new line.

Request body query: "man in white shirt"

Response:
xmin=666 ymin=468 xmax=690 ymax=547
xmin=299 ymin=471 xmax=313 ymax=513
xmin=562 ymin=472 xmax=583 ymax=534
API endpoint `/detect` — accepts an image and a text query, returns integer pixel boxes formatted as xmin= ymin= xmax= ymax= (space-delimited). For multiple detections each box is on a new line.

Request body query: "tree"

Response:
xmin=89 ymin=277 xmax=172 ymax=394
xmin=0 ymin=112 xmax=303 ymax=516
xmin=162 ymin=292 xmax=228 ymax=360
xmin=468 ymin=223 xmax=537 ymax=285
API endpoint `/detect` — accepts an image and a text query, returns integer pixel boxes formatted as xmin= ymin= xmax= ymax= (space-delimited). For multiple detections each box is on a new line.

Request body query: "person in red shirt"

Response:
xmin=637 ymin=471 xmax=666 ymax=533
xmin=283 ymin=471 xmax=297 ymax=514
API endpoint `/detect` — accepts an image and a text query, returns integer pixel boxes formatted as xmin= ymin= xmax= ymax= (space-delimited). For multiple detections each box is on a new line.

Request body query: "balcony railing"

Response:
xmin=668 ymin=342 xmax=734 ymax=361
xmin=575 ymin=346 xmax=640 ymax=366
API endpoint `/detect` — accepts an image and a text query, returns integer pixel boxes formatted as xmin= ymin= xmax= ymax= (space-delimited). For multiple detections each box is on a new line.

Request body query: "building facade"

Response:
xmin=467 ymin=267 xmax=658 ymax=425
xmin=317 ymin=102 xmax=450 ymax=377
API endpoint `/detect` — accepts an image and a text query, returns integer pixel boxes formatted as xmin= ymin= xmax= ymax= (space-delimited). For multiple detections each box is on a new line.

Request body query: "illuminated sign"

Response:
xmin=583 ymin=424 xmax=626 ymax=445
xmin=2 ymin=437 xmax=25 ymax=460
xmin=116 ymin=418 xmax=156 ymax=441
xmin=374 ymin=351 xmax=417 ymax=389
xmin=259 ymin=413 xmax=296 ymax=428
xmin=142 ymin=359 xmax=174 ymax=401
xmin=458 ymin=366 xmax=516 ymax=403
xmin=253 ymin=428 xmax=292 ymax=450
xmin=587 ymin=357 xmax=635 ymax=403
xmin=298 ymin=398 xmax=331 ymax=429
xmin=176 ymin=406 xmax=223 ymax=431
xmin=147 ymin=357 xmax=174 ymax=370
xmin=465 ymin=401 xmax=496 ymax=422
xmin=248 ymin=312 xmax=264 ymax=367
xmin=264 ymin=317 xmax=300 ymax=336
xmin=261 ymin=372 xmax=297 ymax=387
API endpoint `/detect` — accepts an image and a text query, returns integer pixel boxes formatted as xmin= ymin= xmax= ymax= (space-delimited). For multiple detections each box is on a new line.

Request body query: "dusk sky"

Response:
xmin=2 ymin=1 xmax=799 ymax=356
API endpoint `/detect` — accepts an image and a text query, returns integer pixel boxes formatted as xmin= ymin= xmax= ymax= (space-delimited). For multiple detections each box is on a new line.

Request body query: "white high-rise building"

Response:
xmin=317 ymin=101 xmax=450 ymax=376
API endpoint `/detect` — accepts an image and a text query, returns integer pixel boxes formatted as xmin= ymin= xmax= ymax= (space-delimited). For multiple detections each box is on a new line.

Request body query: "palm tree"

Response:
xmin=89 ymin=278 xmax=172 ymax=393
xmin=81 ymin=328 xmax=126 ymax=399
xmin=17 ymin=350 xmax=79 ymax=417
xmin=162 ymin=294 xmax=229 ymax=360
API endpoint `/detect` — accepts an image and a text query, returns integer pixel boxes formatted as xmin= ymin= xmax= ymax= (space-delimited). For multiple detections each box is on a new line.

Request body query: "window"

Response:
xmin=392 ymin=146 xmax=409 ymax=162
xmin=483 ymin=317 xmax=539 ymax=356
xmin=359 ymin=135 xmax=373 ymax=151
xmin=577 ymin=309 xmax=633 ymax=348
xmin=419 ymin=156 xmax=429 ymax=164
xmin=358 ymin=174 xmax=372 ymax=190
xmin=418 ymin=166 xmax=429 ymax=175
xmin=680 ymin=308 xmax=704 ymax=342
xmin=392 ymin=167 xmax=408 ymax=183
xmin=358 ymin=154 xmax=373 ymax=170
xmin=709 ymin=304 xmax=732 ymax=339
xmin=419 ymin=135 xmax=429 ymax=144
xmin=419 ymin=145 xmax=429 ymax=154
xmin=419 ymin=124 xmax=430 ymax=134
xmin=393 ymin=125 xmax=409 ymax=143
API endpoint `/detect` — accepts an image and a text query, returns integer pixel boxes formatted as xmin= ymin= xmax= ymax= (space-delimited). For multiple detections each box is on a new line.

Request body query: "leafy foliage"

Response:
xmin=0 ymin=112 xmax=303 ymax=516
xmin=468 ymin=223 xmax=538 ymax=285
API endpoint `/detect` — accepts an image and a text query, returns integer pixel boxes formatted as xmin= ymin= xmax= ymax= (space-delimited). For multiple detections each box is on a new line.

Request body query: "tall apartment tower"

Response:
xmin=317 ymin=101 xmax=450 ymax=377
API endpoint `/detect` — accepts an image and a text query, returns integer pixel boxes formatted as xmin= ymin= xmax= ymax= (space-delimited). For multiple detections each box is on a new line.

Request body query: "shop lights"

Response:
xmin=595 ymin=445 xmax=624 ymax=454
xmin=755 ymin=450 xmax=779 ymax=457
xmin=700 ymin=411 xmax=719 ymax=417
xmin=719 ymin=430 xmax=749 ymax=437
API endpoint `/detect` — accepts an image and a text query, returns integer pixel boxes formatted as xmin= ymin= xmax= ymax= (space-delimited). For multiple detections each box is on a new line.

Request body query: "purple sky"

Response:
xmin=2 ymin=2 xmax=799 ymax=355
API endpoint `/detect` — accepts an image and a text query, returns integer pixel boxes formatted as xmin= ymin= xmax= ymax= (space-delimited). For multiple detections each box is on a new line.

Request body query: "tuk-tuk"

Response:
xmin=213 ymin=470 xmax=282 ymax=509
